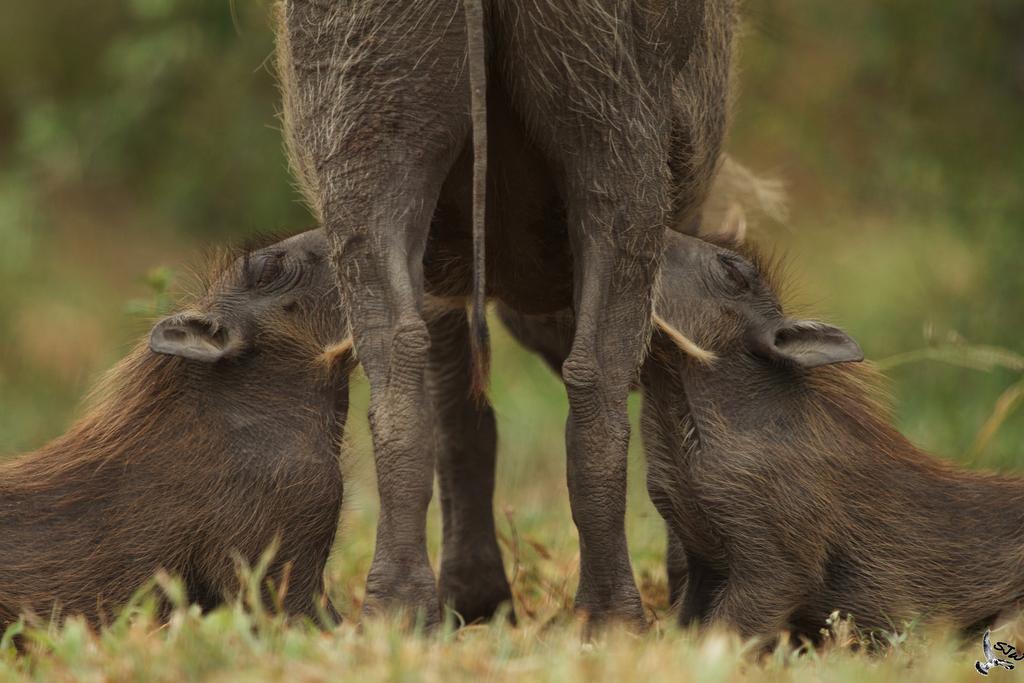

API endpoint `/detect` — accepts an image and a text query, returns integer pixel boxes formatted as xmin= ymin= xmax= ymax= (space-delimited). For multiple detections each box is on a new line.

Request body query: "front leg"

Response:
xmin=666 ymin=527 xmax=688 ymax=609
xmin=708 ymin=549 xmax=806 ymax=643
xmin=700 ymin=463 xmax=826 ymax=641
xmin=428 ymin=308 xmax=514 ymax=624
xmin=677 ymin=548 xmax=726 ymax=627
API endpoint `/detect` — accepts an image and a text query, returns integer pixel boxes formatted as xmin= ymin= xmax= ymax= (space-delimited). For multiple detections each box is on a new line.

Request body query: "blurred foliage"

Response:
xmin=728 ymin=0 xmax=1024 ymax=469
xmin=0 ymin=0 xmax=308 ymax=238
xmin=124 ymin=266 xmax=177 ymax=318
xmin=2 ymin=563 xmax=1020 ymax=683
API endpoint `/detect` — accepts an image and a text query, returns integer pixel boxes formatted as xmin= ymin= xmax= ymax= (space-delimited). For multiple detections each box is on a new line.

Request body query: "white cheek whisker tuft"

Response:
xmin=652 ymin=312 xmax=717 ymax=365
xmin=319 ymin=337 xmax=355 ymax=367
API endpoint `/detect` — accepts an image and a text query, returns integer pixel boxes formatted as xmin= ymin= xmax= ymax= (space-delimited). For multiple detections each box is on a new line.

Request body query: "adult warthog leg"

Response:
xmin=560 ymin=174 xmax=666 ymax=630
xmin=280 ymin=0 xmax=473 ymax=627
xmin=491 ymin=0 xmax=673 ymax=629
xmin=427 ymin=308 xmax=514 ymax=624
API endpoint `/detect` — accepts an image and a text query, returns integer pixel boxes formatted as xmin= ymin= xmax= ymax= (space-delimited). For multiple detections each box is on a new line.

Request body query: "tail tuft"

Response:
xmin=469 ymin=301 xmax=491 ymax=400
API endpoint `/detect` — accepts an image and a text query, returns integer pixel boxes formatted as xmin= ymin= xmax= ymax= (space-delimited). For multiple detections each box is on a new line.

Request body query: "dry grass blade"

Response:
xmin=968 ymin=378 xmax=1024 ymax=463
xmin=875 ymin=344 xmax=1024 ymax=373
xmin=875 ymin=342 xmax=1024 ymax=465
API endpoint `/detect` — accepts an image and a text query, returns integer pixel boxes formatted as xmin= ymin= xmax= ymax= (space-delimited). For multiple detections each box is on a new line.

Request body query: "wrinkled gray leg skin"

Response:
xmin=428 ymin=309 xmax=515 ymax=625
xmin=489 ymin=0 xmax=674 ymax=632
xmin=358 ymin=311 xmax=438 ymax=628
xmin=562 ymin=202 xmax=661 ymax=633
xmin=558 ymin=147 xmax=667 ymax=632
xmin=280 ymin=0 xmax=472 ymax=629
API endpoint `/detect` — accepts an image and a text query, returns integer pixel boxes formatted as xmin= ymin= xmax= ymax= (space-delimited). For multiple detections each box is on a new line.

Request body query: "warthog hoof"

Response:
xmin=361 ymin=561 xmax=440 ymax=631
xmin=574 ymin=579 xmax=648 ymax=637
xmin=440 ymin=557 xmax=515 ymax=626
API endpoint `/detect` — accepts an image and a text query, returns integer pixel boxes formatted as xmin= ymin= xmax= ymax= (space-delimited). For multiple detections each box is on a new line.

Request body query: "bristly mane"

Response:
xmin=700 ymin=233 xmax=794 ymax=307
xmin=0 ymin=344 xmax=189 ymax=486
xmin=703 ymin=236 xmax=906 ymax=457
xmin=1 ymin=228 xmax=326 ymax=484
xmin=187 ymin=229 xmax=303 ymax=302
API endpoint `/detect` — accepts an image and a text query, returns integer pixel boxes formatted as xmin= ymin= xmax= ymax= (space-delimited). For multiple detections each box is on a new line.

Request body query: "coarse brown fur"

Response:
xmin=0 ymin=230 xmax=352 ymax=631
xmin=642 ymin=233 xmax=1024 ymax=642
xmin=275 ymin=0 xmax=738 ymax=629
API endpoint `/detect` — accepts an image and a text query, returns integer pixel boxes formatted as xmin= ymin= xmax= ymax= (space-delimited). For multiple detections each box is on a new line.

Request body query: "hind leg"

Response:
xmin=559 ymin=171 xmax=666 ymax=629
xmin=281 ymin=0 xmax=472 ymax=627
xmin=492 ymin=0 xmax=732 ymax=625
xmin=513 ymin=108 xmax=670 ymax=629
xmin=495 ymin=3 xmax=673 ymax=628
xmin=428 ymin=308 xmax=514 ymax=624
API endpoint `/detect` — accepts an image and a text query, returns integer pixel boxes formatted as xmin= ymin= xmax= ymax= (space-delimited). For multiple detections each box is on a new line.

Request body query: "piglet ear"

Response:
xmin=149 ymin=311 xmax=246 ymax=363
xmin=761 ymin=319 xmax=864 ymax=369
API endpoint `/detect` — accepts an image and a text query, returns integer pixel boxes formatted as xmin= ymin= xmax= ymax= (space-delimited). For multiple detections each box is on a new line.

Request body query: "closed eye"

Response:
xmin=246 ymin=251 xmax=302 ymax=292
xmin=717 ymin=254 xmax=751 ymax=293
xmin=255 ymin=253 xmax=283 ymax=287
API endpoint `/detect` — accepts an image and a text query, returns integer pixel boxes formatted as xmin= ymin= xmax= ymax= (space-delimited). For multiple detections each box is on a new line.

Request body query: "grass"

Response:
xmin=3 ymin=510 xmax=1021 ymax=683
xmin=1 ymin=560 xmax=1020 ymax=683
xmin=1 ymin=214 xmax=1023 ymax=681
xmin=1 ymin=606 xmax=1009 ymax=683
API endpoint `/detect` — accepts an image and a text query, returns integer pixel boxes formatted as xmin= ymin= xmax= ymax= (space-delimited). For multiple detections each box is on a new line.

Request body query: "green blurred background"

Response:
xmin=1 ymin=0 xmax=1022 ymax=606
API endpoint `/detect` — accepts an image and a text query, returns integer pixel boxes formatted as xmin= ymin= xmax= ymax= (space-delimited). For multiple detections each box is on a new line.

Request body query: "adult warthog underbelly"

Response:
xmin=424 ymin=78 xmax=573 ymax=316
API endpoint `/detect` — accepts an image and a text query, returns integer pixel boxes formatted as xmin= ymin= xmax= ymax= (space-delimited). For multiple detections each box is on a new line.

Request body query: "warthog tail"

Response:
xmin=465 ymin=0 xmax=490 ymax=399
